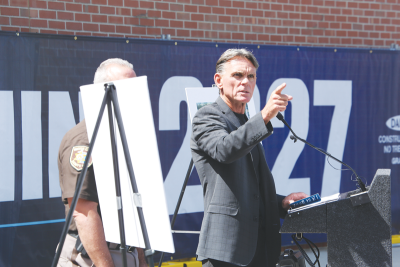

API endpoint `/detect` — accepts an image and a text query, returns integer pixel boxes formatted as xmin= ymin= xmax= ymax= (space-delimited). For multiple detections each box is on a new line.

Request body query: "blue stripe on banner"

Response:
xmin=0 ymin=219 xmax=65 ymax=228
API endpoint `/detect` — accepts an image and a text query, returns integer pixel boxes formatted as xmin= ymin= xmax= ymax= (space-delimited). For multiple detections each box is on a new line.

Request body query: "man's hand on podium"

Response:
xmin=282 ymin=192 xmax=309 ymax=210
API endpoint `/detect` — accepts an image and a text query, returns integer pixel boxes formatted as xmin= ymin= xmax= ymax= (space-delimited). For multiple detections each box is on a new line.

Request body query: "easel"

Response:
xmin=51 ymin=83 xmax=155 ymax=267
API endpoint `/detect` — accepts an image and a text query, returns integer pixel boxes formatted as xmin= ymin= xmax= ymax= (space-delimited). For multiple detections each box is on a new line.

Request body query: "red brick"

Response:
xmin=1 ymin=26 xmax=20 ymax=31
xmin=277 ymin=27 xmax=288 ymax=34
xmin=100 ymin=24 xmax=115 ymax=33
xmin=232 ymin=32 xmax=243 ymax=39
xmin=205 ymin=14 xmax=218 ymax=22
xmin=271 ymin=35 xmax=282 ymax=42
xmin=1 ymin=7 xmax=19 ymax=16
xmin=289 ymin=13 xmax=300 ymax=19
xmin=219 ymin=31 xmax=231 ymax=39
xmin=359 ymin=3 xmax=369 ymax=9
xmin=341 ymin=23 xmax=351 ymax=30
xmin=116 ymin=25 xmax=130 ymax=34
xmin=49 ymin=20 xmax=65 ymax=29
xmin=212 ymin=23 xmax=224 ymax=30
xmin=108 ymin=34 xmax=124 ymax=37
xmin=277 ymin=12 xmax=288 ymax=19
xmin=336 ymin=1 xmax=346 ymax=8
xmin=342 ymin=9 xmax=352 ymax=16
xmin=83 ymin=23 xmax=98 ymax=31
xmin=30 ymin=1 xmax=47 ymax=9
xmin=301 ymin=28 xmax=312 ymax=35
xmin=348 ymin=16 xmax=357 ymax=23
xmin=257 ymin=34 xmax=269 ymax=41
xmin=0 ymin=16 xmax=9 ymax=25
xmin=330 ymin=8 xmax=341 ymax=15
xmin=364 ymin=10 xmax=374 ymax=16
xmin=11 ymin=17 xmax=29 ymax=26
xmin=336 ymin=30 xmax=346 ymax=37
xmin=198 ymin=22 xmax=211 ymax=30
xmin=177 ymin=29 xmax=190 ymax=36
xmin=192 ymin=0 xmax=204 ymax=4
xmin=301 ymin=13 xmax=312 ymax=20
xmin=319 ymin=7 xmax=329 ymax=14
xmin=212 ymin=7 xmax=224 ymax=14
xmin=381 ymin=32 xmax=390 ymax=38
xmin=124 ymin=0 xmax=138 ymax=8
xmin=140 ymin=1 xmax=154 ymax=9
xmin=270 ymin=19 xmax=281 ymax=26
xmin=347 ymin=31 xmax=357 ymax=37
xmin=140 ymin=18 xmax=154 ymax=26
xmin=191 ymin=13 xmax=203 ymax=21
xmin=39 ymin=10 xmax=56 ymax=19
xmin=18 ymin=8 xmax=37 ymax=17
xmin=92 ymin=15 xmax=107 ymax=23
xmin=177 ymin=12 xmax=190 ymax=20
xmin=40 ymin=29 xmax=57 ymax=34
xmin=313 ymin=29 xmax=323 ymax=35
xmin=156 ymin=2 xmax=169 ymax=10
xmin=170 ymin=20 xmax=183 ymax=28
xmin=30 ymin=18 xmax=47 ymax=27
xmin=289 ymin=28 xmax=299 ymax=34
xmin=131 ymin=26 xmax=146 ymax=34
xmin=75 ymin=0 xmax=90 ymax=3
xmin=219 ymin=15 xmax=230 ymax=23
xmin=239 ymin=25 xmax=251 ymax=32
xmin=359 ymin=31 xmax=368 ymax=38
xmin=148 ymin=10 xmax=161 ymax=17
xmin=239 ymin=9 xmax=250 ymax=16
xmin=9 ymin=0 xmax=28 ymax=7
xmin=295 ymin=20 xmax=305 ymax=27
xmin=92 ymin=0 xmax=107 ymax=4
xmin=225 ymin=8 xmax=237 ymax=15
xmin=374 ymin=39 xmax=384 ymax=46
xmin=387 ymin=25 xmax=396 ymax=31
xmin=232 ymin=16 xmax=244 ymax=24
xmin=307 ymin=36 xmax=318 ymax=43
xmin=199 ymin=6 xmax=211 ymax=13
xmin=0 ymin=0 xmax=9 ymax=5
xmin=353 ymin=9 xmax=363 ymax=16
xmin=284 ymin=4 xmax=294 ymax=12
xmin=330 ymin=38 xmax=340 ymax=44
xmin=324 ymin=30 xmax=335 ymax=36
xmin=66 ymin=3 xmax=82 ymax=12
xmin=132 ymin=9 xmax=146 ymax=16
xmin=108 ymin=16 xmax=122 ymax=24
xmin=155 ymin=19 xmax=169 ymax=27
xmin=375 ymin=25 xmax=385 ymax=31
xmin=92 ymin=32 xmax=107 ymax=37
xmin=245 ymin=2 xmax=257 ymax=9
xmin=205 ymin=31 xmax=217 ymax=38
xmin=370 ymin=32 xmax=379 ymax=38
xmin=226 ymin=24 xmax=237 ymax=31
xmin=253 ymin=10 xmax=264 ymax=17
xmin=191 ymin=30 xmax=204 ymax=37
xmin=170 ymin=4 xmax=183 ymax=11
xmin=219 ymin=0 xmax=231 ymax=7
xmin=99 ymin=6 xmax=114 ymax=14
xmin=185 ymin=4 xmax=197 ymax=12
xmin=185 ymin=21 xmax=197 ymax=29
xmin=74 ymin=13 xmax=90 ymax=21
xmin=352 ymin=38 xmax=363 ymax=45
xmin=245 ymin=17 xmax=256 ymax=24
xmin=146 ymin=27 xmax=160 ymax=35
xmin=66 ymin=22 xmax=82 ymax=30
xmin=57 ymin=11 xmax=73 ymax=20
xmin=162 ymin=28 xmax=175 ymax=35
xmin=48 ymin=1 xmax=64 ymax=10
xmin=271 ymin=4 xmax=282 ymax=10
xmin=162 ymin=11 xmax=175 ymax=19
xmin=110 ymin=0 xmax=123 ymax=6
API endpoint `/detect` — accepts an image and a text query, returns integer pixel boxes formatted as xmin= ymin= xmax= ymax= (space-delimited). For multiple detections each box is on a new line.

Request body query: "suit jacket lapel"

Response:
xmin=215 ymin=96 xmax=241 ymax=129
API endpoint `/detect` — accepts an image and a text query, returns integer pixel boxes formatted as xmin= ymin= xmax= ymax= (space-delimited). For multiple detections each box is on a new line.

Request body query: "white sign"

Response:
xmin=80 ymin=76 xmax=174 ymax=253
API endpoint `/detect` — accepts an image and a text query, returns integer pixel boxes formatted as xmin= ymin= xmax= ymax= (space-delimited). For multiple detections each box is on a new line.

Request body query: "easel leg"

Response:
xmin=51 ymin=87 xmax=110 ymax=267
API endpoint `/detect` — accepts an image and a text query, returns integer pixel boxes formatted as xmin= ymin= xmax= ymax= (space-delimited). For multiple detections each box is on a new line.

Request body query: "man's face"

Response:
xmin=108 ymin=64 xmax=136 ymax=81
xmin=214 ymin=57 xmax=256 ymax=113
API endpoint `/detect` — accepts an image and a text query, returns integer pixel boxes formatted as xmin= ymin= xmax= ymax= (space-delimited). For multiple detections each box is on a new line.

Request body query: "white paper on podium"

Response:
xmin=80 ymin=76 xmax=174 ymax=253
xmin=185 ymin=87 xmax=258 ymax=123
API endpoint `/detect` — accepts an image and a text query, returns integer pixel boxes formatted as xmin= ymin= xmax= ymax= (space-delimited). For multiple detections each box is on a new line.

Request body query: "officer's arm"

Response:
xmin=137 ymin=248 xmax=147 ymax=267
xmin=68 ymin=198 xmax=115 ymax=267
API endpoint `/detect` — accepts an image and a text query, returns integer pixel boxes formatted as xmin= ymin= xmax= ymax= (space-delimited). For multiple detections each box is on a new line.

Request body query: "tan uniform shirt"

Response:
xmin=58 ymin=119 xmax=98 ymax=232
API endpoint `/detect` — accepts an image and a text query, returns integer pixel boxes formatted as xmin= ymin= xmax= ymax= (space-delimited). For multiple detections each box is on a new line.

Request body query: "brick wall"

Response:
xmin=0 ymin=0 xmax=399 ymax=48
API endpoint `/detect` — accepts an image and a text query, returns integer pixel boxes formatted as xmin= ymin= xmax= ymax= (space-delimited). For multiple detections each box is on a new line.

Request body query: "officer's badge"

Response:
xmin=70 ymin=146 xmax=93 ymax=171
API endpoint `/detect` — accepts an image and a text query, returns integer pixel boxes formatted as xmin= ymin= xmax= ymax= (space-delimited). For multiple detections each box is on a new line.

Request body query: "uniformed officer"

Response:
xmin=57 ymin=58 xmax=147 ymax=267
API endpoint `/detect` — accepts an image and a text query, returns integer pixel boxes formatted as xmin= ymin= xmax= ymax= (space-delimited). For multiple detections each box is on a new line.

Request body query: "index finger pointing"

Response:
xmin=274 ymin=83 xmax=286 ymax=94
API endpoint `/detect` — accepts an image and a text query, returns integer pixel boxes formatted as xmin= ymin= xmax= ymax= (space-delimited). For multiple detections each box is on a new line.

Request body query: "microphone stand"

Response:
xmin=275 ymin=112 xmax=367 ymax=192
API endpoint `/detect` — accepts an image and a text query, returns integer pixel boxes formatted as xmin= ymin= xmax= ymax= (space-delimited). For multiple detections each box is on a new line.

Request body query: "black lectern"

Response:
xmin=281 ymin=169 xmax=392 ymax=267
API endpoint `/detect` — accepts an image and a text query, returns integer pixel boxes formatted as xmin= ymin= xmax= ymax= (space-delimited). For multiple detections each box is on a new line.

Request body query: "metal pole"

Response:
xmin=106 ymin=86 xmax=128 ymax=267
xmin=109 ymin=86 xmax=155 ymax=267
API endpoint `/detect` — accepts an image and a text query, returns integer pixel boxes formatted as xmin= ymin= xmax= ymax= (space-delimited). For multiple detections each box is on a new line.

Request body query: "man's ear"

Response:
xmin=214 ymin=73 xmax=223 ymax=92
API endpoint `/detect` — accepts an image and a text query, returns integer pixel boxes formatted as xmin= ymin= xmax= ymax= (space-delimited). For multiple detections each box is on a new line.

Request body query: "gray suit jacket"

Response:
xmin=190 ymin=97 xmax=286 ymax=266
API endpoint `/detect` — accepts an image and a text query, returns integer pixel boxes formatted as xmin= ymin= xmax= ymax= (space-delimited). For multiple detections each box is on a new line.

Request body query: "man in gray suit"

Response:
xmin=191 ymin=49 xmax=308 ymax=267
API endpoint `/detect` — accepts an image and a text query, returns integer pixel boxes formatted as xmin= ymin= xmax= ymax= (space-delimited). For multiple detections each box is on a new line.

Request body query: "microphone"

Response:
xmin=276 ymin=112 xmax=367 ymax=192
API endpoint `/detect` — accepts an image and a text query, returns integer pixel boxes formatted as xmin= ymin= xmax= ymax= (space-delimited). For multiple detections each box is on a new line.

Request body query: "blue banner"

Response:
xmin=0 ymin=32 xmax=399 ymax=267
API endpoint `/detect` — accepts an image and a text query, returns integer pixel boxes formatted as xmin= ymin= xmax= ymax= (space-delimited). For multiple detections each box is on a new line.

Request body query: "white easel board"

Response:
xmin=80 ymin=76 xmax=174 ymax=253
xmin=185 ymin=87 xmax=258 ymax=123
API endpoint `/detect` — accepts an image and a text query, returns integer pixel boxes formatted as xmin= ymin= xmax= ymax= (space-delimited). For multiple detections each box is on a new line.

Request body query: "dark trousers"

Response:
xmin=202 ymin=226 xmax=271 ymax=267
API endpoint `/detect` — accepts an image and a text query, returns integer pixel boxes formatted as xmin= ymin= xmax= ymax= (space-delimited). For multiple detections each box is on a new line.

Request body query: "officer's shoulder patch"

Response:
xmin=69 ymin=146 xmax=93 ymax=171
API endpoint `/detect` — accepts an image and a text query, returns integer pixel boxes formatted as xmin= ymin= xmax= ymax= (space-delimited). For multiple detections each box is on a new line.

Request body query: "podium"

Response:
xmin=281 ymin=169 xmax=392 ymax=267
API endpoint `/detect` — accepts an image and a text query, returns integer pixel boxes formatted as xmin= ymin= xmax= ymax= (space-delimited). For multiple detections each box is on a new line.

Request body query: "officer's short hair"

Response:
xmin=215 ymin=48 xmax=259 ymax=75
xmin=93 ymin=58 xmax=134 ymax=84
